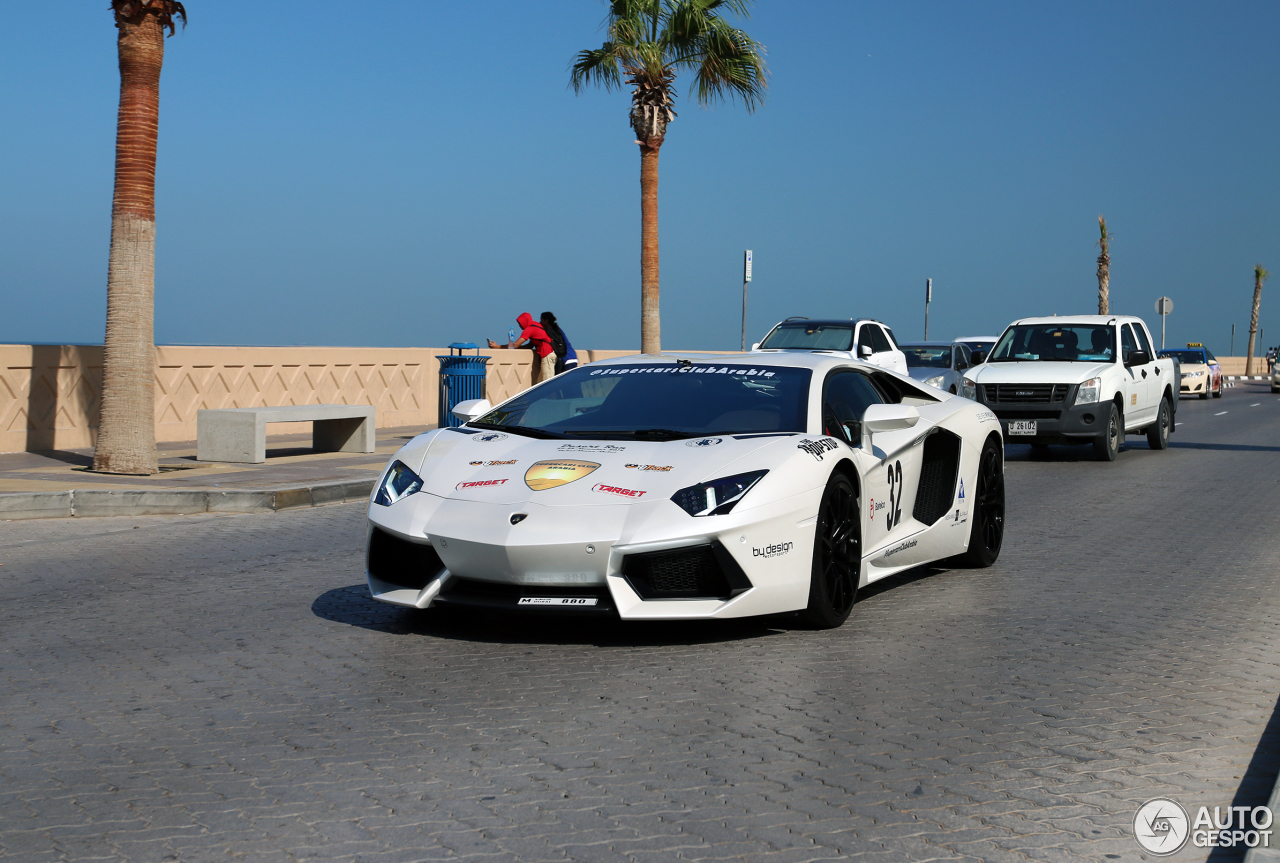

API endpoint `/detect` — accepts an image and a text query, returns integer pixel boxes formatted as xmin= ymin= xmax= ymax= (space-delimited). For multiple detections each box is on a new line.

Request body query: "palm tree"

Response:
xmin=1246 ymin=264 xmax=1268 ymax=375
xmin=571 ymin=0 xmax=767 ymax=354
xmin=93 ymin=1 xmax=186 ymax=475
xmin=1096 ymin=214 xmax=1110 ymax=315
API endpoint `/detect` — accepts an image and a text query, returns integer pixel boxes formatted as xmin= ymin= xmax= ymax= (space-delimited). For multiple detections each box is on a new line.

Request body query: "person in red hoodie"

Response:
xmin=488 ymin=313 xmax=557 ymax=383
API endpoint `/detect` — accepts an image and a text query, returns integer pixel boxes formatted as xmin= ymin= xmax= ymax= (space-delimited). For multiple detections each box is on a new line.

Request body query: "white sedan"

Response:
xmin=365 ymin=352 xmax=1005 ymax=629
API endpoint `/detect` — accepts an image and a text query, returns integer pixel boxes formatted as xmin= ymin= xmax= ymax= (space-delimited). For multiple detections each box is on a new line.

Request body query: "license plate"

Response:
xmin=1008 ymin=420 xmax=1037 ymax=436
xmin=517 ymin=597 xmax=598 ymax=606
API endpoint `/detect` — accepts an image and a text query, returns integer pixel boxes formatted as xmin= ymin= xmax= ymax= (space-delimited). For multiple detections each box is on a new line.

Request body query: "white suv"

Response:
xmin=753 ymin=318 xmax=908 ymax=374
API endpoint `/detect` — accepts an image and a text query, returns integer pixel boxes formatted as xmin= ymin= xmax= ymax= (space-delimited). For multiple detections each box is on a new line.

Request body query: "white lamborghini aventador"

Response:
xmin=365 ymin=352 xmax=1005 ymax=629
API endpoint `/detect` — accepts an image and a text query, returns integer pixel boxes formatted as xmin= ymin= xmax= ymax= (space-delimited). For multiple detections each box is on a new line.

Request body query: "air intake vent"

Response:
xmin=367 ymin=527 xmax=445 ymax=591
xmin=982 ymin=384 xmax=1068 ymax=404
xmin=622 ymin=542 xmax=752 ymax=600
xmin=913 ymin=430 xmax=961 ymax=526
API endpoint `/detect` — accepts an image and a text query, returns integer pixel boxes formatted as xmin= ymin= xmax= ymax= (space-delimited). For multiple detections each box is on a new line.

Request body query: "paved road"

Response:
xmin=3 ymin=382 xmax=1280 ymax=863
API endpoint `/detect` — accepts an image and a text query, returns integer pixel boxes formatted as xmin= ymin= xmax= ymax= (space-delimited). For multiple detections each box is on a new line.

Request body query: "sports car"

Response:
xmin=365 ymin=352 xmax=1005 ymax=629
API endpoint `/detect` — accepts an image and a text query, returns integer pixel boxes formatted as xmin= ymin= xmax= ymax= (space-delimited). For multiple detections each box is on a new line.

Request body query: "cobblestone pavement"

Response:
xmin=3 ymin=383 xmax=1280 ymax=863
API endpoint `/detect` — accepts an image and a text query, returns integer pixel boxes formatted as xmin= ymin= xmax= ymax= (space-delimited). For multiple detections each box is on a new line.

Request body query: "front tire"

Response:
xmin=801 ymin=472 xmax=860 ymax=629
xmin=1093 ymin=403 xmax=1121 ymax=461
xmin=1146 ymin=398 xmax=1171 ymax=450
xmin=961 ymin=438 xmax=1005 ymax=567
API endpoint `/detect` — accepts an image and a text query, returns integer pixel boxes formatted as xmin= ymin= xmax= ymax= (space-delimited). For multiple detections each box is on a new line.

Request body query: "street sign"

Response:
xmin=1155 ymin=296 xmax=1174 ymax=315
xmin=744 ymin=250 xmax=752 ymax=283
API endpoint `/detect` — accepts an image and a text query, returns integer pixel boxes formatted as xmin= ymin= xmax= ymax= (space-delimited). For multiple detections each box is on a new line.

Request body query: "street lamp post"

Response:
xmin=924 ymin=279 xmax=932 ymax=340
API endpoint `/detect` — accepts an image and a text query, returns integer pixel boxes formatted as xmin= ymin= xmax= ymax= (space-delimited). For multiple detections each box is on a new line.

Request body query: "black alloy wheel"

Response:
xmin=961 ymin=438 xmax=1005 ymax=566
xmin=1093 ymin=403 xmax=1121 ymax=462
xmin=801 ymin=472 xmax=860 ymax=629
xmin=1146 ymin=398 xmax=1171 ymax=450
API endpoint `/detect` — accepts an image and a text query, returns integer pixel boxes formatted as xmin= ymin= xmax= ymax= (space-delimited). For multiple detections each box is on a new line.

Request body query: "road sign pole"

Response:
xmin=1154 ymin=296 xmax=1174 ymax=350
xmin=925 ymin=279 xmax=932 ymax=340
xmin=1231 ymin=324 xmax=1236 ymax=356
xmin=741 ymin=250 xmax=752 ymax=352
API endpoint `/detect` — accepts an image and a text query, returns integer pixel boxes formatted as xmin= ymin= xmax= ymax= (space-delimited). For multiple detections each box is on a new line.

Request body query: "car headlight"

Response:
xmin=961 ymin=378 xmax=977 ymax=400
xmin=1075 ymin=377 xmax=1101 ymax=405
xmin=923 ymin=375 xmax=946 ymax=388
xmin=671 ymin=470 xmax=768 ymax=517
xmin=374 ymin=460 xmax=424 ymax=506
xmin=1184 ymin=370 xmax=1204 ymax=378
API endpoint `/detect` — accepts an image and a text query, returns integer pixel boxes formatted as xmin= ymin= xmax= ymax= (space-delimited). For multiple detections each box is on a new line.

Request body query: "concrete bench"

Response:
xmin=197 ymin=405 xmax=376 ymax=464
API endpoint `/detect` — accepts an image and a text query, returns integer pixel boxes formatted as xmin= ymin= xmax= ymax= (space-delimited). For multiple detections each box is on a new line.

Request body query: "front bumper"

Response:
xmin=982 ymin=386 xmax=1109 ymax=444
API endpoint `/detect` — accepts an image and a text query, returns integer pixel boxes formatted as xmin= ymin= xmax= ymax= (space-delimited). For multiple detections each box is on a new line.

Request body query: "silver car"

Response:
xmin=899 ymin=341 xmax=973 ymax=395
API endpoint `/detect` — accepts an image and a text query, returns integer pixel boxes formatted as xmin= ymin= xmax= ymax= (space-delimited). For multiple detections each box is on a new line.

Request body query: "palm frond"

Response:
xmin=571 ymin=44 xmax=625 ymax=93
xmin=685 ymin=19 xmax=767 ymax=110
xmin=112 ymin=0 xmax=187 ymax=36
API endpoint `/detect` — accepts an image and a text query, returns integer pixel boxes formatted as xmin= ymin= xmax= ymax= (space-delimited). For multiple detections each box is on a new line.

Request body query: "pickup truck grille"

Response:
xmin=982 ymin=384 xmax=1069 ymax=404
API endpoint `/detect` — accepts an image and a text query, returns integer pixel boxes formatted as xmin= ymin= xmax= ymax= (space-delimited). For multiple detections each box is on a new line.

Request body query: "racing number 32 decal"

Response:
xmin=885 ymin=460 xmax=903 ymax=530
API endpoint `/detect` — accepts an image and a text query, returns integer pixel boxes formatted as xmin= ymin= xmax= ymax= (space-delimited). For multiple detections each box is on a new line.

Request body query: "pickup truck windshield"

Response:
xmin=472 ymin=363 xmax=811 ymax=440
xmin=900 ymin=346 xmax=951 ymax=368
xmin=758 ymin=323 xmax=854 ymax=351
xmin=989 ymin=325 xmax=1116 ymax=363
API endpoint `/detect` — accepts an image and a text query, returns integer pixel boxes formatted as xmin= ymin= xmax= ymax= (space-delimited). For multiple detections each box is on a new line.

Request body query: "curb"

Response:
xmin=1243 ymin=771 xmax=1280 ymax=862
xmin=1226 ymin=375 xmax=1272 ymax=381
xmin=0 ymin=478 xmax=374 ymax=521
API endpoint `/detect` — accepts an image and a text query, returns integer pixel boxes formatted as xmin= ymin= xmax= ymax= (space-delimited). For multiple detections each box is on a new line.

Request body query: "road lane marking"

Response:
xmin=1215 ymin=411 xmax=1228 ymax=416
xmin=1251 ymin=403 xmax=1261 ymax=407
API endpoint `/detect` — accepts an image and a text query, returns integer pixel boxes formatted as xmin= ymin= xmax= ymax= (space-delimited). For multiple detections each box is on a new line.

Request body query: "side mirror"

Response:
xmin=859 ymin=344 xmax=874 ymax=358
xmin=860 ymin=404 xmax=920 ymax=452
xmin=451 ymin=398 xmax=491 ymax=421
xmin=750 ymin=342 xmax=760 ymax=351
xmin=955 ymin=355 xmax=969 ymax=371
xmin=970 ymin=351 xmax=986 ymax=365
xmin=1126 ymin=350 xmax=1150 ymax=367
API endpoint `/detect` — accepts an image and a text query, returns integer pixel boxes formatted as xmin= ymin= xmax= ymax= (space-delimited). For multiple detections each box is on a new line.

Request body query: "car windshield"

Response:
xmin=900 ymin=346 xmax=951 ymax=368
xmin=1160 ymin=350 xmax=1207 ymax=364
xmin=957 ymin=340 xmax=994 ymax=353
xmin=758 ymin=322 xmax=853 ymax=351
xmin=472 ymin=363 xmax=812 ymax=440
xmin=989 ymin=325 xmax=1115 ymax=362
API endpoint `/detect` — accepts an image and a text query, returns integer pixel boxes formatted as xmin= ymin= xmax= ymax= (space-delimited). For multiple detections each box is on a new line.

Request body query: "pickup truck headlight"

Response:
xmin=1075 ymin=377 xmax=1101 ymax=405
xmin=374 ymin=460 xmax=424 ymax=506
xmin=671 ymin=470 xmax=768 ymax=517
xmin=961 ymin=378 xmax=977 ymax=400
xmin=923 ymin=375 xmax=946 ymax=388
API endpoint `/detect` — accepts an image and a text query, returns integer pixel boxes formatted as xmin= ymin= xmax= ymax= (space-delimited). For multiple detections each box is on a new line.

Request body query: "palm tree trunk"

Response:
xmin=1247 ymin=280 xmax=1263 ymax=376
xmin=93 ymin=9 xmax=165 ymax=474
xmin=640 ymin=145 xmax=661 ymax=355
xmin=1096 ymin=216 xmax=1110 ymax=315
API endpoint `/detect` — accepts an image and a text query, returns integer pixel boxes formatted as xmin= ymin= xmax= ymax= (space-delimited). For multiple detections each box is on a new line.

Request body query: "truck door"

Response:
xmin=1132 ymin=323 xmax=1164 ymax=419
xmin=1120 ymin=324 xmax=1151 ymax=429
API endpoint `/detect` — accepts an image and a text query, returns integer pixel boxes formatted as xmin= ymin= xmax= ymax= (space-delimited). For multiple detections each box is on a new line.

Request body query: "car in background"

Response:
xmin=1158 ymin=343 xmax=1222 ymax=399
xmin=899 ymin=341 xmax=973 ymax=394
xmin=753 ymin=318 xmax=908 ymax=373
xmin=953 ymin=336 xmax=999 ymax=365
xmin=963 ymin=315 xmax=1178 ymax=461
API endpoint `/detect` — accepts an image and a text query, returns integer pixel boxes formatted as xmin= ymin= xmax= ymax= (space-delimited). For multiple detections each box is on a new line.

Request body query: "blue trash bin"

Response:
xmin=437 ymin=343 xmax=490 ymax=428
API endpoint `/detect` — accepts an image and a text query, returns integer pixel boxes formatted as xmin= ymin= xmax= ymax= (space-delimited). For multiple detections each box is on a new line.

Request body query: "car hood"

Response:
xmin=968 ymin=361 xmax=1111 ymax=384
xmin=907 ymin=367 xmax=950 ymax=382
xmin=393 ymin=429 xmax=794 ymax=506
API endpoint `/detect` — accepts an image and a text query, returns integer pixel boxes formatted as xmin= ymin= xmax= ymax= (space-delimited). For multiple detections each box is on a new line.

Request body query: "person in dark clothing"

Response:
xmin=541 ymin=312 xmax=578 ymax=374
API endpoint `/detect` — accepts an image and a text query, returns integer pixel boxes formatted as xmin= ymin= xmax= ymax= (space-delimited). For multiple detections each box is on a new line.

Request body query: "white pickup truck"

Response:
xmin=962 ymin=315 xmax=1177 ymax=461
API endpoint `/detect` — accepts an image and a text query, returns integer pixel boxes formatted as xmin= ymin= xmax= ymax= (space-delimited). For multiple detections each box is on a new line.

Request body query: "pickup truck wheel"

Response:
xmin=800 ymin=472 xmax=860 ymax=629
xmin=1093 ymin=404 xmax=1121 ymax=462
xmin=961 ymin=438 xmax=1004 ymax=567
xmin=1146 ymin=398 xmax=1171 ymax=450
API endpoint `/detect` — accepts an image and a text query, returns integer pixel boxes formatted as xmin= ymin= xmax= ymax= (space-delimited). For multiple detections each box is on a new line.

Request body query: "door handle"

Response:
xmin=1141 ymin=370 xmax=1148 ymax=378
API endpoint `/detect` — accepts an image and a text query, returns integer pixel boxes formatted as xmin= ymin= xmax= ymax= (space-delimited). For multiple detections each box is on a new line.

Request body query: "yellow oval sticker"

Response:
xmin=524 ymin=460 xmax=601 ymax=491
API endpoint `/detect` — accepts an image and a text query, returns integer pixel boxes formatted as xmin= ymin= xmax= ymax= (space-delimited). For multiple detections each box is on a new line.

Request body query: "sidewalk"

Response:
xmin=0 ymin=426 xmax=422 ymax=520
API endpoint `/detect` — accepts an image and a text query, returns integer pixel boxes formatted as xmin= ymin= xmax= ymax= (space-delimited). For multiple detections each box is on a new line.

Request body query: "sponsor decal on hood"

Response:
xmin=473 ymin=432 xmax=508 ymax=442
xmin=797 ymin=438 xmax=840 ymax=461
xmin=456 ymin=479 xmax=509 ymax=490
xmin=686 ymin=437 xmax=723 ymax=448
xmin=592 ymin=483 xmax=646 ymax=498
xmin=557 ymin=444 xmax=627 ymax=453
xmin=524 ymin=460 xmax=600 ymax=490
xmin=469 ymin=459 xmax=517 ymax=466
xmin=625 ymin=463 xmax=673 ymax=471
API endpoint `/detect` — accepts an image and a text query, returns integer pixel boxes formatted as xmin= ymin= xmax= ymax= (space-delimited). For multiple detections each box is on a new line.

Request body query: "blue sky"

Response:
xmin=3 ymin=1 xmax=1278 ymax=355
